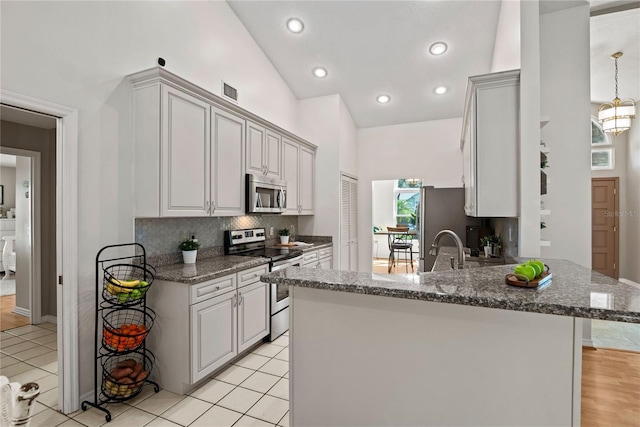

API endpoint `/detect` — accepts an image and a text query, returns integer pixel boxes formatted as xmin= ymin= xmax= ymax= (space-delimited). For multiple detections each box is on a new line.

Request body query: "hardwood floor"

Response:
xmin=581 ymin=346 xmax=640 ymax=426
xmin=372 ymin=257 xmax=417 ymax=274
xmin=0 ymin=294 xmax=30 ymax=331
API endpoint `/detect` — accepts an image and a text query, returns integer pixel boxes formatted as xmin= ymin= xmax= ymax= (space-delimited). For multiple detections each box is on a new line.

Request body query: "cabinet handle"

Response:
xmin=238 ymin=293 xmax=243 ymax=305
xmin=233 ymin=294 xmax=237 ymax=307
xmin=212 ymin=202 xmax=216 ymax=214
xmin=205 ymin=201 xmax=210 ymax=214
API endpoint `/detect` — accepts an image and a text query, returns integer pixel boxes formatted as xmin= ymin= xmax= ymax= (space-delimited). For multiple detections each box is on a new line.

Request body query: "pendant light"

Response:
xmin=598 ymin=52 xmax=636 ymax=136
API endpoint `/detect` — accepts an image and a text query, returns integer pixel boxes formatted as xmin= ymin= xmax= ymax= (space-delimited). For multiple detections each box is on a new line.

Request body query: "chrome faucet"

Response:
xmin=428 ymin=230 xmax=465 ymax=270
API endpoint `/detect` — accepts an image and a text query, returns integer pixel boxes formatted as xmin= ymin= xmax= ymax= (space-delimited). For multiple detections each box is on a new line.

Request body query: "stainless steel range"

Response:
xmin=224 ymin=228 xmax=303 ymax=341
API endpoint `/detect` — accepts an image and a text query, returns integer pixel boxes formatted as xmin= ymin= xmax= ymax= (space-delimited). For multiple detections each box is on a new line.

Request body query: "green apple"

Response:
xmin=525 ymin=261 xmax=542 ymax=277
xmin=514 ymin=264 xmax=536 ymax=281
xmin=528 ymin=260 xmax=545 ymax=277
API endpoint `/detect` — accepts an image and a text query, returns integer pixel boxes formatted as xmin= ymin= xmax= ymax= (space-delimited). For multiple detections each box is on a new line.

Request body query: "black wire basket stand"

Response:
xmin=81 ymin=243 xmax=160 ymax=422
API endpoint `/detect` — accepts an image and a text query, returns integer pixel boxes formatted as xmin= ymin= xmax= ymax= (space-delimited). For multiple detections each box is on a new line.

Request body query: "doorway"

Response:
xmin=0 ymin=151 xmax=38 ymax=330
xmin=0 ymin=91 xmax=79 ymax=414
xmin=591 ymin=177 xmax=619 ymax=279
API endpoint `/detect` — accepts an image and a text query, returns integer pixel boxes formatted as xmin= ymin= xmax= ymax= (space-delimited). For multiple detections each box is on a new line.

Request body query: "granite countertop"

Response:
xmin=153 ymin=255 xmax=270 ymax=284
xmin=260 ymin=259 xmax=640 ymax=323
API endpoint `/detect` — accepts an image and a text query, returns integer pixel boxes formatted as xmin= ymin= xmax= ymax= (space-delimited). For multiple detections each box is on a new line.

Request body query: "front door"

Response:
xmin=592 ymin=178 xmax=619 ymax=279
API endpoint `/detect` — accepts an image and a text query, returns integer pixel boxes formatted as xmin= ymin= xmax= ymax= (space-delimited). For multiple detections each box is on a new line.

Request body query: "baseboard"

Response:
xmin=619 ymin=278 xmax=640 ymax=289
xmin=79 ymin=389 xmax=95 ymax=408
xmin=13 ymin=306 xmax=30 ymax=317
xmin=583 ymin=338 xmax=595 ymax=348
xmin=41 ymin=315 xmax=57 ymax=324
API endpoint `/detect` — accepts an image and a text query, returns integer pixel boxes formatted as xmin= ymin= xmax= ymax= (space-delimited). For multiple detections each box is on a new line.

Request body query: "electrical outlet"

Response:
xmin=508 ymin=227 xmax=512 ymax=242
xmin=269 ymin=227 xmax=274 ymax=237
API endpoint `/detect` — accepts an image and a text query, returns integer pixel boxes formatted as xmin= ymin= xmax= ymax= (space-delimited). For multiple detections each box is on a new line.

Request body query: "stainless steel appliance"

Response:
xmin=224 ymin=228 xmax=302 ymax=340
xmin=417 ymin=187 xmax=481 ymax=272
xmin=246 ymin=174 xmax=287 ymax=214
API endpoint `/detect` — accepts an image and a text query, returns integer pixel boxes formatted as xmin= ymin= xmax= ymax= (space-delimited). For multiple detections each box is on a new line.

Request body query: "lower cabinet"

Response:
xmin=148 ymin=263 xmax=269 ymax=394
xmin=302 ymin=246 xmax=333 ymax=269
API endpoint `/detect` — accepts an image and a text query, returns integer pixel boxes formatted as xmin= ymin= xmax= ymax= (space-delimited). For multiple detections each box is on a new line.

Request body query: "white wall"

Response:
xmin=491 ymin=0 xmax=521 ymax=73
xmin=297 ymin=95 xmax=341 ymax=262
xmin=1 ymin=1 xmax=301 ymax=399
xmin=357 ymin=118 xmax=463 ymax=272
xmin=338 ymin=97 xmax=358 ymax=176
xmin=372 ymin=180 xmax=396 ymax=259
xmin=626 ymin=118 xmax=640 ymax=283
xmin=539 ymin=4 xmax=592 ymax=268
xmin=0 ymin=166 xmax=16 ymax=210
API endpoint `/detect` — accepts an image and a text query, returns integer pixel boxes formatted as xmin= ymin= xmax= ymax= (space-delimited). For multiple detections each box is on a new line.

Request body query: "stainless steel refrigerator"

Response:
xmin=417 ymin=186 xmax=480 ymax=272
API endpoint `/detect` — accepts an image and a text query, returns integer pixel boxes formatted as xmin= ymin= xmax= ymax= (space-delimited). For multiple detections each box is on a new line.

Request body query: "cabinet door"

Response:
xmin=265 ymin=130 xmax=282 ymax=179
xmin=461 ymin=123 xmax=474 ymax=216
xmin=282 ymin=138 xmax=300 ymax=214
xmin=237 ymin=281 xmax=270 ymax=353
xmin=161 ymin=86 xmax=210 ymax=217
xmin=190 ymin=291 xmax=237 ymax=383
xmin=318 ymin=257 xmax=332 ymax=269
xmin=212 ymin=106 xmax=245 ymax=216
xmin=299 ymin=146 xmax=315 ymax=215
xmin=246 ymin=121 xmax=265 ymax=176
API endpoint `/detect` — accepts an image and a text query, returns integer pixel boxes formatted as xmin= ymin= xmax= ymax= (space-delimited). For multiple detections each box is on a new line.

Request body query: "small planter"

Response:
xmin=182 ymin=250 xmax=197 ymax=264
xmin=484 ymin=246 xmax=491 ymax=258
xmin=280 ymin=236 xmax=290 ymax=245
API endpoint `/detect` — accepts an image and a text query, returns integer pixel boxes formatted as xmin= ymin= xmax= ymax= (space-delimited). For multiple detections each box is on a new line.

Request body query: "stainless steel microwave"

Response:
xmin=246 ymin=174 xmax=287 ymax=214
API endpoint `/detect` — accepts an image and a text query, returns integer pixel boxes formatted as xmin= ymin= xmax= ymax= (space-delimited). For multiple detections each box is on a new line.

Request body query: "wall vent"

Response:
xmin=222 ymin=81 xmax=238 ymax=103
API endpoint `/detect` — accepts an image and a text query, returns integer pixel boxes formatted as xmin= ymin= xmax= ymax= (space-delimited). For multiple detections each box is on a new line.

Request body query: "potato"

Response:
xmin=130 ymin=363 xmax=143 ymax=379
xmin=135 ymin=370 xmax=149 ymax=383
xmin=110 ymin=367 xmax=133 ymax=380
xmin=116 ymin=359 xmax=137 ymax=369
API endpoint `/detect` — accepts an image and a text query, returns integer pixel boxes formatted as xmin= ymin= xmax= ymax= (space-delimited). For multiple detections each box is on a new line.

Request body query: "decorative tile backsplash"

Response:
xmin=135 ymin=215 xmax=300 ymax=257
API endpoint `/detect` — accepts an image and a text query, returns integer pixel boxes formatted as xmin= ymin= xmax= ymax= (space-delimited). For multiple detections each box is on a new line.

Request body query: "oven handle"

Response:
xmin=271 ymin=255 xmax=304 ymax=271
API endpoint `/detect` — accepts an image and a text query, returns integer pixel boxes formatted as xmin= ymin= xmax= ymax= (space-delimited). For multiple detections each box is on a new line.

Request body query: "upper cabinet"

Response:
xmin=130 ymin=67 xmax=316 ymax=218
xmin=461 ymin=69 xmax=520 ymax=218
xmin=246 ymin=121 xmax=281 ymax=179
xmin=281 ymin=137 xmax=315 ymax=215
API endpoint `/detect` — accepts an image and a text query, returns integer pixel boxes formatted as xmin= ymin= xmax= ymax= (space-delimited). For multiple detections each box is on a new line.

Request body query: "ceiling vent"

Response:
xmin=222 ymin=81 xmax=238 ymax=103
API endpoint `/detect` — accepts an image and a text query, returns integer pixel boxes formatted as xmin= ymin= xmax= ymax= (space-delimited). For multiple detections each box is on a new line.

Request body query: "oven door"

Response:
xmin=270 ymin=255 xmax=302 ymax=313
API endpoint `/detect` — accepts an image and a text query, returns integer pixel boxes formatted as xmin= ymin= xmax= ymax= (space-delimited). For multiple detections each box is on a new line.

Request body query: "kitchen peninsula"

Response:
xmin=261 ymin=260 xmax=640 ymax=426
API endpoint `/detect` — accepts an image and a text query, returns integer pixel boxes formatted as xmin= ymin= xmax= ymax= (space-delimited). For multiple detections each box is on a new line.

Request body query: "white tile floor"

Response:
xmin=592 ymin=319 xmax=640 ymax=352
xmin=1 ymin=325 xmax=290 ymax=427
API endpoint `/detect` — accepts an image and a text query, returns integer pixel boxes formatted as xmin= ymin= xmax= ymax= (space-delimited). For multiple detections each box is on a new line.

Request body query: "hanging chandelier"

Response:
xmin=598 ymin=52 xmax=636 ymax=136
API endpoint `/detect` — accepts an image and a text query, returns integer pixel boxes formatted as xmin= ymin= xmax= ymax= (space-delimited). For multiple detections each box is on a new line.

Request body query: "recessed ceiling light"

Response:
xmin=376 ymin=95 xmax=391 ymax=104
xmin=434 ymin=86 xmax=447 ymax=95
xmin=313 ymin=67 xmax=328 ymax=78
xmin=429 ymin=42 xmax=448 ymax=55
xmin=287 ymin=18 xmax=304 ymax=33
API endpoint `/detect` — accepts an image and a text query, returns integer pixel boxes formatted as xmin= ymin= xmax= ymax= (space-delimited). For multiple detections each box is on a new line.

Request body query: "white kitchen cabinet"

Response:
xmin=282 ymin=138 xmax=300 ymax=214
xmin=461 ymin=69 xmax=519 ymax=217
xmin=238 ymin=280 xmax=270 ymax=353
xmin=148 ymin=264 xmax=270 ymax=394
xmin=299 ymin=146 xmax=315 ymax=215
xmin=301 ymin=245 xmax=333 ymax=269
xmin=246 ymin=121 xmax=281 ymax=179
xmin=302 ymin=249 xmax=319 ymax=267
xmin=340 ymin=174 xmax=358 ymax=271
xmin=211 ymin=106 xmax=245 ymax=216
xmin=161 ymin=85 xmax=211 ymax=217
xmin=281 ymin=137 xmax=315 ymax=215
xmin=190 ymin=290 xmax=237 ymax=383
xmin=130 ymin=67 xmax=316 ymax=218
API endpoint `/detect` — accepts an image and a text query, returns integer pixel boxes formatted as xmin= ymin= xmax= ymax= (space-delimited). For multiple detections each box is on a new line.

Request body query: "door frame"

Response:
xmin=592 ymin=177 xmax=619 ymax=279
xmin=0 ymin=147 xmax=41 ymax=323
xmin=1 ymin=89 xmax=79 ymax=413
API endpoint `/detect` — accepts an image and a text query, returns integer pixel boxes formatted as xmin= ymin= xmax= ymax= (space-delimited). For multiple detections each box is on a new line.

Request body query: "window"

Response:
xmin=394 ymin=179 xmax=421 ymax=228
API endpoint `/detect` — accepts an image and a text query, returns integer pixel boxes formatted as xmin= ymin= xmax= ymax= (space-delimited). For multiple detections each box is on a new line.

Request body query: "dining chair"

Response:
xmin=387 ymin=227 xmax=414 ymax=273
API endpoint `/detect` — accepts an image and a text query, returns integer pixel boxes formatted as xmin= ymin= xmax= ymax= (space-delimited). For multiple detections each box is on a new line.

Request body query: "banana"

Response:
xmin=107 ymin=278 xmax=139 ymax=294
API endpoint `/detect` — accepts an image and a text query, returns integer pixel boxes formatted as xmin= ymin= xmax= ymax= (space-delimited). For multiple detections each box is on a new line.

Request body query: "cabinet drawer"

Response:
xmin=302 ymin=250 xmax=318 ymax=266
xmin=238 ymin=264 xmax=269 ymax=288
xmin=319 ymin=247 xmax=332 ymax=259
xmin=190 ymin=274 xmax=236 ymax=305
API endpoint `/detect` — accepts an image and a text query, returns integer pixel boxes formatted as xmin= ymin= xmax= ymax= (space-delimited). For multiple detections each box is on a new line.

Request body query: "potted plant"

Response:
xmin=279 ymin=228 xmax=291 ymax=245
xmin=179 ymin=238 xmax=200 ymax=264
xmin=480 ymin=235 xmax=502 ymax=258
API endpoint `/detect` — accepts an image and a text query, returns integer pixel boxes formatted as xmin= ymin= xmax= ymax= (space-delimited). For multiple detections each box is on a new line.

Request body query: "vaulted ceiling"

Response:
xmin=229 ymin=1 xmax=636 ymax=128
